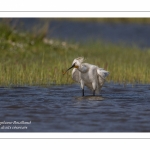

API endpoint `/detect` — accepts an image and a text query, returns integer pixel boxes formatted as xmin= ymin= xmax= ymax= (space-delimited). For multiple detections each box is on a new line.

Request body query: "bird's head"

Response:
xmin=63 ymin=57 xmax=84 ymax=75
xmin=72 ymin=57 xmax=84 ymax=68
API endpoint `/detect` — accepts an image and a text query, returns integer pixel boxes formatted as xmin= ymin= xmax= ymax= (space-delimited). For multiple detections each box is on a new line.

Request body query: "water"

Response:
xmin=7 ymin=18 xmax=150 ymax=48
xmin=48 ymin=20 xmax=150 ymax=48
xmin=0 ymin=83 xmax=150 ymax=132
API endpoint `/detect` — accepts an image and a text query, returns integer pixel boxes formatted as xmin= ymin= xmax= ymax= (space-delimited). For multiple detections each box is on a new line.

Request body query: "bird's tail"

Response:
xmin=97 ymin=68 xmax=109 ymax=88
xmin=97 ymin=68 xmax=109 ymax=79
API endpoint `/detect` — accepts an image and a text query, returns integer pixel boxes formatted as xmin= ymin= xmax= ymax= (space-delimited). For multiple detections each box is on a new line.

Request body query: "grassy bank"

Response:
xmin=80 ymin=41 xmax=150 ymax=84
xmin=0 ymin=23 xmax=150 ymax=86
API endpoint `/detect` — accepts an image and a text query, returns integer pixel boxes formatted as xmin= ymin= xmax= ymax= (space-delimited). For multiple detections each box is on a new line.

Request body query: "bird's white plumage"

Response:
xmin=70 ymin=57 xmax=109 ymax=95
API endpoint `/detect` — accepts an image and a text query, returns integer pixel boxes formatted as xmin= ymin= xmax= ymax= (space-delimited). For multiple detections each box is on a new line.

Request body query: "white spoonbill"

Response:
xmin=63 ymin=57 xmax=109 ymax=96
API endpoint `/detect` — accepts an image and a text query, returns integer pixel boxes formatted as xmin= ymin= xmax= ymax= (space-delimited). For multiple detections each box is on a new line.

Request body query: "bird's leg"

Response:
xmin=81 ymin=80 xmax=85 ymax=97
xmin=92 ymin=82 xmax=96 ymax=96
xmin=93 ymin=90 xmax=95 ymax=96
xmin=82 ymin=89 xmax=84 ymax=97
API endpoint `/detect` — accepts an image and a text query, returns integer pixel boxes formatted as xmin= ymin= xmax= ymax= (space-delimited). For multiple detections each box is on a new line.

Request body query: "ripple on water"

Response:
xmin=0 ymin=83 xmax=150 ymax=132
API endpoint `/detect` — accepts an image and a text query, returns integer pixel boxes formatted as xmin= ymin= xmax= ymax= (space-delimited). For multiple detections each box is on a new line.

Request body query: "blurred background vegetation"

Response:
xmin=0 ymin=18 xmax=150 ymax=86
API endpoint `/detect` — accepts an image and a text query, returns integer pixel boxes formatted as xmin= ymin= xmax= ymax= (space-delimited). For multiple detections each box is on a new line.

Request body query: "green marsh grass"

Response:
xmin=0 ymin=23 xmax=150 ymax=86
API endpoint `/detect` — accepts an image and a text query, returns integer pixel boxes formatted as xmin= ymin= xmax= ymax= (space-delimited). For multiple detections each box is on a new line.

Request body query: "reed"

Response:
xmin=0 ymin=23 xmax=150 ymax=86
xmin=80 ymin=41 xmax=150 ymax=83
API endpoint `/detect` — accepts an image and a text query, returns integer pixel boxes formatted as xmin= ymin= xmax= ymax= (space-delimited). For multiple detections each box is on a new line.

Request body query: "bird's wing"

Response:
xmin=97 ymin=68 xmax=109 ymax=87
xmin=97 ymin=68 xmax=109 ymax=80
xmin=80 ymin=64 xmax=89 ymax=73
xmin=72 ymin=68 xmax=80 ymax=83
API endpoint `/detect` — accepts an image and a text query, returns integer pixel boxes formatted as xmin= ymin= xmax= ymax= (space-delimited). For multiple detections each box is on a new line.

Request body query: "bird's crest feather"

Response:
xmin=75 ymin=57 xmax=85 ymax=63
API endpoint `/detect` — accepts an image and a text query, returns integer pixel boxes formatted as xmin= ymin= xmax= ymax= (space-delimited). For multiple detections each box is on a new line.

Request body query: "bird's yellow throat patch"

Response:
xmin=74 ymin=65 xmax=79 ymax=68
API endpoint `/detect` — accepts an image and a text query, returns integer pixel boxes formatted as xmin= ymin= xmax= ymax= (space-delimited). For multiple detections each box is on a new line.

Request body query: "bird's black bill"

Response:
xmin=63 ymin=63 xmax=75 ymax=75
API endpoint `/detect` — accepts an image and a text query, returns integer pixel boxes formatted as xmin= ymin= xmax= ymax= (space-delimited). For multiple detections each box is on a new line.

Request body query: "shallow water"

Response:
xmin=7 ymin=18 xmax=150 ymax=48
xmin=0 ymin=83 xmax=150 ymax=132
xmin=48 ymin=20 xmax=150 ymax=48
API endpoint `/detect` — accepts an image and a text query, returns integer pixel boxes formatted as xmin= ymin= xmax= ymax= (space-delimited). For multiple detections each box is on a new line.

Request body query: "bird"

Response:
xmin=63 ymin=57 xmax=109 ymax=96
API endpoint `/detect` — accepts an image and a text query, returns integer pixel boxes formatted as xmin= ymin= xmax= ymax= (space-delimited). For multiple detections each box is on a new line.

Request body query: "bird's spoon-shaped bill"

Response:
xmin=63 ymin=64 xmax=75 ymax=75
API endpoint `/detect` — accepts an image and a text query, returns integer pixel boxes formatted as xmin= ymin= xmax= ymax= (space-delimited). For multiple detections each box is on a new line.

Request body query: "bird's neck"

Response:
xmin=77 ymin=64 xmax=85 ymax=73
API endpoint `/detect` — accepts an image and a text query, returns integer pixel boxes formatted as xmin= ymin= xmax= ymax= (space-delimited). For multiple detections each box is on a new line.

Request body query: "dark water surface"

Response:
xmin=6 ymin=18 xmax=150 ymax=48
xmin=0 ymin=83 xmax=150 ymax=132
xmin=48 ymin=20 xmax=150 ymax=48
